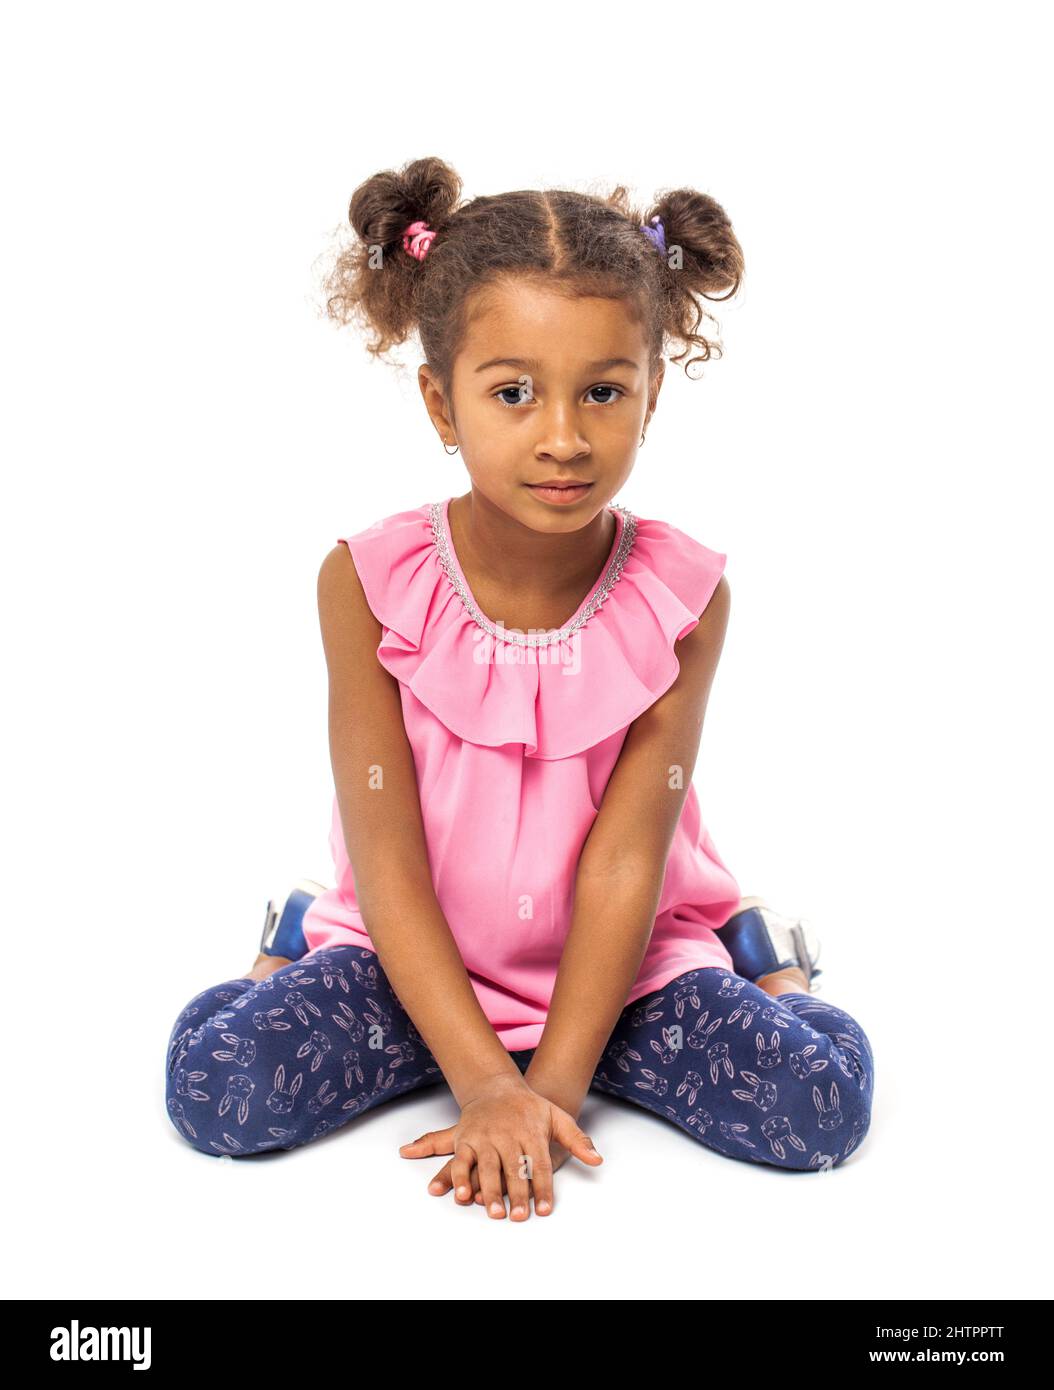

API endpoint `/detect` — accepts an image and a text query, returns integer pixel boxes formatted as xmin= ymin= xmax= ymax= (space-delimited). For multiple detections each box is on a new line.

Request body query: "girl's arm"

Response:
xmin=317 ymin=543 xmax=524 ymax=1107
xmin=524 ymin=576 xmax=732 ymax=1117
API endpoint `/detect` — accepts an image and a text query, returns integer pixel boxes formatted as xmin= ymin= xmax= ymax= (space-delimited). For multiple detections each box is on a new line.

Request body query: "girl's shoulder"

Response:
xmin=624 ymin=507 xmax=728 ymax=615
xmin=333 ymin=497 xmax=728 ymax=760
xmin=334 ymin=501 xmax=434 ymax=627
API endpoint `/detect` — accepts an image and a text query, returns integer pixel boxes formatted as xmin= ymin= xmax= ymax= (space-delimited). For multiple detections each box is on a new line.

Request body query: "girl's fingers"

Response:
xmin=427 ymin=1152 xmax=532 ymax=1211
xmin=399 ymin=1125 xmax=456 ymax=1158
xmin=427 ymin=1158 xmax=454 ymax=1196
xmin=400 ymin=1127 xmax=457 ymax=1193
xmin=529 ymin=1147 xmax=556 ymax=1217
xmin=470 ymin=1160 xmax=497 ymax=1204
xmin=465 ymin=1156 xmax=554 ymax=1216
xmin=408 ymin=1114 xmax=579 ymax=1214
xmin=477 ymin=1144 xmax=506 ymax=1219
xmin=551 ymin=1109 xmax=603 ymax=1166
xmin=514 ymin=1139 xmax=556 ymax=1217
xmin=450 ymin=1143 xmax=477 ymax=1204
xmin=421 ymin=1131 xmax=563 ymax=1216
xmin=501 ymin=1141 xmax=533 ymax=1220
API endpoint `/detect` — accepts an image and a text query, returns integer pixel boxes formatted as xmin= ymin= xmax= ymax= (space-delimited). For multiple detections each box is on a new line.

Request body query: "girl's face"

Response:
xmin=420 ymin=278 xmax=662 ymax=530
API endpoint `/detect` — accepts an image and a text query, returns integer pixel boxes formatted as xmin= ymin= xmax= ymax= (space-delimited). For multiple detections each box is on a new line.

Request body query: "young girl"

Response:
xmin=165 ymin=157 xmax=875 ymax=1216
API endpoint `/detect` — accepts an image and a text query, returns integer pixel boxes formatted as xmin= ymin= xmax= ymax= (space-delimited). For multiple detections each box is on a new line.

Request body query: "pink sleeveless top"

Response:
xmin=301 ymin=496 xmax=739 ymax=1050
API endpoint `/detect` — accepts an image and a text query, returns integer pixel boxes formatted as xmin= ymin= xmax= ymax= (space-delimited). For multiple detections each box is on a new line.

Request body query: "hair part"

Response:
xmin=318 ymin=156 xmax=745 ymax=410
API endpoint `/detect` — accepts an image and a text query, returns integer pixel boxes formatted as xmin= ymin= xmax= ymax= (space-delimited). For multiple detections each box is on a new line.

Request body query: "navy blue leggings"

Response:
xmin=165 ymin=947 xmax=874 ymax=1171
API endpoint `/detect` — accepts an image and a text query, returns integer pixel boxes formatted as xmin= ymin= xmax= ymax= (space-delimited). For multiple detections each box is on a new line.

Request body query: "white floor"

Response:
xmin=6 ymin=953 xmax=1045 ymax=1301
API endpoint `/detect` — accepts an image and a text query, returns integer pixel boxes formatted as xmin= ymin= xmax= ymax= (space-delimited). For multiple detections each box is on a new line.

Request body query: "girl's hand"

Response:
xmin=398 ymin=1075 xmax=601 ymax=1219
xmin=463 ymin=1137 xmax=573 ymax=1211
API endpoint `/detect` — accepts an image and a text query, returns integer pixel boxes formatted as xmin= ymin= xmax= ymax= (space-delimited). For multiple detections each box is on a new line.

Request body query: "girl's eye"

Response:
xmin=587 ymin=385 xmax=624 ymax=406
xmin=492 ymin=384 xmax=626 ymax=409
xmin=495 ymin=385 xmax=533 ymax=408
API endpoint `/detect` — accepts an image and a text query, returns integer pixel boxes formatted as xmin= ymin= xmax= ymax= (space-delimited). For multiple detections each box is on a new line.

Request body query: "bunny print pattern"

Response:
xmin=165 ymin=947 xmax=446 ymax=1157
xmin=165 ymin=950 xmax=874 ymax=1170
xmin=581 ymin=967 xmax=874 ymax=1169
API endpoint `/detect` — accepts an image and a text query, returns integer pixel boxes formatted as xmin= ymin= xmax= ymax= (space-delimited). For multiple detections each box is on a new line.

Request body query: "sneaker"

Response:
xmin=259 ymin=879 xmax=329 ymax=961
xmin=716 ymin=896 xmax=824 ymax=992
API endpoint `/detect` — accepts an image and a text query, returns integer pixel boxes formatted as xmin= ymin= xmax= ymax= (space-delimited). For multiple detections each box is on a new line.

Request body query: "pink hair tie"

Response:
xmin=402 ymin=219 xmax=436 ymax=261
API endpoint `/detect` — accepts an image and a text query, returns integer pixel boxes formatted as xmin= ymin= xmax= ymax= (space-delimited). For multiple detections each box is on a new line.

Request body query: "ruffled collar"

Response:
xmin=345 ymin=497 xmax=727 ymax=761
xmin=429 ymin=497 xmax=638 ymax=648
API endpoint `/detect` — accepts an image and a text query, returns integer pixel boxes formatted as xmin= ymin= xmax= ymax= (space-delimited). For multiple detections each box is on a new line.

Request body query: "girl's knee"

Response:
xmin=746 ymin=1087 xmax=872 ymax=1172
xmin=165 ymin=1058 xmax=304 ymax=1159
xmin=164 ymin=1009 xmax=304 ymax=1157
xmin=763 ymin=1016 xmax=874 ymax=1171
xmin=804 ymin=1070 xmax=873 ymax=1168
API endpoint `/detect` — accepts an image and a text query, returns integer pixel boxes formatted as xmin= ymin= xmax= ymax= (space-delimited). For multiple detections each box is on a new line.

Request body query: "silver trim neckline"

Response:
xmin=428 ymin=499 xmax=638 ymax=647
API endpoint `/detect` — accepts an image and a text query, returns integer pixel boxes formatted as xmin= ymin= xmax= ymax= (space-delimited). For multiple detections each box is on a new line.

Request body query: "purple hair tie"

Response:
xmin=641 ymin=215 xmax=666 ymax=256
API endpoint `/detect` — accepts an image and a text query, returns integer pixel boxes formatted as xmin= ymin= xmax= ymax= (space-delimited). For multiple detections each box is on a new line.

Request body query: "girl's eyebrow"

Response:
xmin=474 ymin=355 xmax=640 ymax=374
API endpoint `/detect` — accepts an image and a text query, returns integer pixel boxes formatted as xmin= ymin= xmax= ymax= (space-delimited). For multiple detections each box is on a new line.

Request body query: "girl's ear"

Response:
xmin=647 ymin=360 xmax=666 ymax=421
xmin=418 ymin=363 xmax=453 ymax=439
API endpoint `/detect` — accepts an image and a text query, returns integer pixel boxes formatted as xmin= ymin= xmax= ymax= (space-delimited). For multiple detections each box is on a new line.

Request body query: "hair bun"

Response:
xmin=347 ymin=156 xmax=461 ymax=254
xmin=648 ymin=189 xmax=743 ymax=299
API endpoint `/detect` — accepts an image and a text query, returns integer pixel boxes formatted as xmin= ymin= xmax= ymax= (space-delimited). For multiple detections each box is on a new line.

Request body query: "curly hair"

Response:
xmin=318 ymin=156 xmax=744 ymax=408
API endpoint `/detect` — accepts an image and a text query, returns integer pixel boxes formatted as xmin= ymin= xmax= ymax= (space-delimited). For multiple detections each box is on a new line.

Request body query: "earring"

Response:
xmin=640 ymin=430 xmax=647 ymax=447
xmin=443 ymin=439 xmax=459 ymax=455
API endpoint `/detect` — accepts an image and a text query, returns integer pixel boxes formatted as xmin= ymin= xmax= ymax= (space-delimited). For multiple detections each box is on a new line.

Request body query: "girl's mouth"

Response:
xmin=525 ymin=481 xmax=594 ymax=505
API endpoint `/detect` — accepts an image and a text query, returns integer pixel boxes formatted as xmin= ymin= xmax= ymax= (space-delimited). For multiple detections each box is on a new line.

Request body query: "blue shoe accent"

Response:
xmin=716 ymin=899 xmax=823 ymax=991
xmin=259 ymin=880 xmax=328 ymax=960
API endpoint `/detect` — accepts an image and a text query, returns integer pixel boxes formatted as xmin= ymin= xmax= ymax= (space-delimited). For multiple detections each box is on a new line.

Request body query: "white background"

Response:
xmin=2 ymin=0 xmax=1050 ymax=1300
